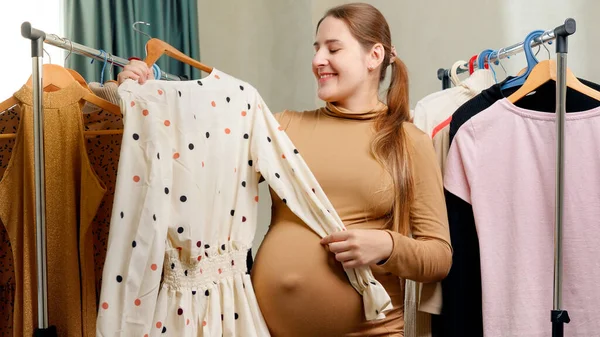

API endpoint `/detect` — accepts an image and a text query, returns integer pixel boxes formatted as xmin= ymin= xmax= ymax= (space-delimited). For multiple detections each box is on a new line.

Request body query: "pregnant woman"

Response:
xmin=251 ymin=3 xmax=452 ymax=336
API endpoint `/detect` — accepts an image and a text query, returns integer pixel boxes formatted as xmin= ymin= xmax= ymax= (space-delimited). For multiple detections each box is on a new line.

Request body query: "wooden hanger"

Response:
xmin=22 ymin=64 xmax=121 ymax=116
xmin=0 ymin=64 xmax=123 ymax=139
xmin=67 ymin=68 xmax=92 ymax=92
xmin=0 ymin=65 xmax=71 ymax=112
xmin=25 ymin=63 xmax=75 ymax=92
xmin=0 ymin=97 xmax=19 ymax=113
xmin=144 ymin=38 xmax=213 ymax=73
xmin=508 ymin=59 xmax=600 ymax=103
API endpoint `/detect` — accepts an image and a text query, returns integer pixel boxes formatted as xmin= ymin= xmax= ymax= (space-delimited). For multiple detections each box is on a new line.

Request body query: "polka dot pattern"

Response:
xmin=97 ymin=69 xmax=390 ymax=335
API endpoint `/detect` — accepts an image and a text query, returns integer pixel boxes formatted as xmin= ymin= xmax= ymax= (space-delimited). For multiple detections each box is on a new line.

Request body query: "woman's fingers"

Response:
xmin=334 ymin=251 xmax=355 ymax=263
xmin=327 ymin=241 xmax=351 ymax=254
xmin=118 ymin=60 xmax=153 ymax=84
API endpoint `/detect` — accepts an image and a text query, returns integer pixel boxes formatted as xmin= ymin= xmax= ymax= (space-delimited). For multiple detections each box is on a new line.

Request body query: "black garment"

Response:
xmin=435 ymin=77 xmax=600 ymax=337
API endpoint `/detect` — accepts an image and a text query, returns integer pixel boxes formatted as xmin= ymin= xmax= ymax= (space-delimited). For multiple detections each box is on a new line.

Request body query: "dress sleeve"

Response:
xmin=96 ymin=81 xmax=171 ymax=336
xmin=247 ymin=90 xmax=393 ymax=321
xmin=378 ymin=128 xmax=453 ymax=282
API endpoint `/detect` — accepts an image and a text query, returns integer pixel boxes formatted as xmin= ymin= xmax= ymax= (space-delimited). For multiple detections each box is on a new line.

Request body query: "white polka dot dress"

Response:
xmin=96 ymin=69 xmax=393 ymax=336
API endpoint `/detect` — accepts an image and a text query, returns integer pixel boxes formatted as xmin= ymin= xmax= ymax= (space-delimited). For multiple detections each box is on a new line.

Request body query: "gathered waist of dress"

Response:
xmin=162 ymin=247 xmax=249 ymax=290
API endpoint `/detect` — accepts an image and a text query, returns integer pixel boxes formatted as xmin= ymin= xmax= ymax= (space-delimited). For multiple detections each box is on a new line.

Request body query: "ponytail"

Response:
xmin=320 ymin=3 xmax=415 ymax=235
xmin=371 ymin=57 xmax=414 ymax=235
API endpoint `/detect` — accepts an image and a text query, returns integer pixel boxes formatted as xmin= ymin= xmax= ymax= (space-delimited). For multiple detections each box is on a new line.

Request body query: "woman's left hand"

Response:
xmin=320 ymin=229 xmax=393 ymax=269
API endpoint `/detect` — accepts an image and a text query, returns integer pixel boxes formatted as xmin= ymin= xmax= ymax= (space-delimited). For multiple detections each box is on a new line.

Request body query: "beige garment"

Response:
xmin=432 ymin=123 xmax=450 ymax=177
xmin=81 ymin=81 xmax=121 ymax=115
xmin=0 ymin=82 xmax=106 ymax=337
xmin=252 ymin=103 xmax=452 ymax=336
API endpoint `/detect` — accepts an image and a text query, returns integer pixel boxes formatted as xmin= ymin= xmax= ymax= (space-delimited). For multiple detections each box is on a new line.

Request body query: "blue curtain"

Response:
xmin=65 ymin=0 xmax=201 ymax=82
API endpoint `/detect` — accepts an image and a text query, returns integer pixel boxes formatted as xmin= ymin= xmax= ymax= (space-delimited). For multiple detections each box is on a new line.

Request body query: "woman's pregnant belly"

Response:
xmin=251 ymin=219 xmax=364 ymax=337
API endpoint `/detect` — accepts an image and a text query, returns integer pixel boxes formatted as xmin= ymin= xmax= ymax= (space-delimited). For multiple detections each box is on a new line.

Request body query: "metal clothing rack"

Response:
xmin=43 ymin=30 xmax=182 ymax=81
xmin=552 ymin=18 xmax=576 ymax=337
xmin=437 ymin=19 xmax=576 ymax=336
xmin=437 ymin=27 xmax=560 ymax=90
xmin=21 ymin=21 xmax=56 ymax=337
xmin=19 ymin=20 xmax=186 ymax=337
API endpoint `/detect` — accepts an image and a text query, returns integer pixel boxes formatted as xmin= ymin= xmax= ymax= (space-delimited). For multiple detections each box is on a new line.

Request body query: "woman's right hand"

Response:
xmin=117 ymin=60 xmax=154 ymax=85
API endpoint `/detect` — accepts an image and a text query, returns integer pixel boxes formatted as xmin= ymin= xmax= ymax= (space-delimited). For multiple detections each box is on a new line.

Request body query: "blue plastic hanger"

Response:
xmin=500 ymin=30 xmax=545 ymax=90
xmin=477 ymin=49 xmax=495 ymax=70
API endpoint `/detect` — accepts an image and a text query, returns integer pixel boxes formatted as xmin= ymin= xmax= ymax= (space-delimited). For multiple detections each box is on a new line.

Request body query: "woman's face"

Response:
xmin=312 ymin=16 xmax=372 ymax=104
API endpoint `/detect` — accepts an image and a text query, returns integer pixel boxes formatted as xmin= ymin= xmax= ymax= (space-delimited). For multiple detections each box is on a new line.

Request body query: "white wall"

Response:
xmin=198 ymin=0 xmax=600 ymax=112
xmin=0 ymin=0 xmax=65 ymax=99
xmin=198 ymin=0 xmax=600 ymax=254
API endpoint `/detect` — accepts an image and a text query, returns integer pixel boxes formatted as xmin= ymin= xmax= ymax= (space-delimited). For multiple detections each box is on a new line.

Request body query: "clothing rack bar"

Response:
xmin=43 ymin=32 xmax=182 ymax=81
xmin=438 ymin=29 xmax=557 ymax=79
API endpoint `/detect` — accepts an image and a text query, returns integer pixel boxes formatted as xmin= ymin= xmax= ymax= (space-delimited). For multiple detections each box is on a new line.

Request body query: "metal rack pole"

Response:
xmin=551 ymin=17 xmax=576 ymax=337
xmin=438 ymin=28 xmax=558 ymax=80
xmin=20 ymin=22 xmax=57 ymax=337
xmin=437 ymin=68 xmax=452 ymax=90
xmin=43 ymin=30 xmax=181 ymax=81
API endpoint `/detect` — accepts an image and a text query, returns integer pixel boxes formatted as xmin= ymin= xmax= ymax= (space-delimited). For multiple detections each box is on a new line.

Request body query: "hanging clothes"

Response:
xmin=96 ymin=70 xmax=392 ymax=336
xmin=0 ymin=107 xmax=19 ymax=337
xmin=413 ymin=69 xmax=495 ymax=138
xmin=82 ymin=81 xmax=124 ymax=301
xmin=437 ymin=77 xmax=600 ymax=337
xmin=445 ymin=97 xmax=600 ymax=337
xmin=0 ymin=82 xmax=106 ymax=337
xmin=407 ymin=69 xmax=495 ymax=337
